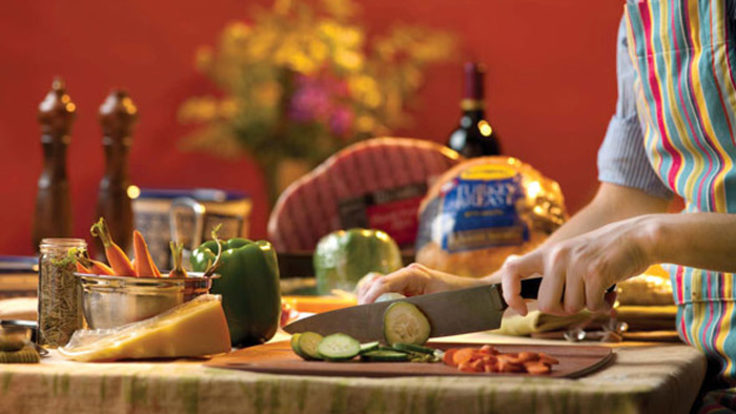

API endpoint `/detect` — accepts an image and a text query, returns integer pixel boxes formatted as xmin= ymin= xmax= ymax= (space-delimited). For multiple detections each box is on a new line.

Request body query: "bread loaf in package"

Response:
xmin=415 ymin=157 xmax=567 ymax=277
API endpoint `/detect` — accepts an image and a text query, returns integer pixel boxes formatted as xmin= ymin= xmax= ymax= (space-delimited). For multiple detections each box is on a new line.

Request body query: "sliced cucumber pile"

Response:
xmin=297 ymin=331 xmax=324 ymax=360
xmin=383 ymin=302 xmax=431 ymax=346
xmin=317 ymin=333 xmax=361 ymax=361
xmin=360 ymin=350 xmax=410 ymax=362
xmin=359 ymin=341 xmax=380 ymax=354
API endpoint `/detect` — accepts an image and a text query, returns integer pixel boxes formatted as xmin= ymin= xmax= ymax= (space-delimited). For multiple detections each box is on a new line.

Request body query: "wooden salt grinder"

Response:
xmin=95 ymin=90 xmax=137 ymax=256
xmin=32 ymin=79 xmax=76 ymax=251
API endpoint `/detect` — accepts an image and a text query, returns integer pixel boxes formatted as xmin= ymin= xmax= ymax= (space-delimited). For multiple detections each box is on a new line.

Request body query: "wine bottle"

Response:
xmin=447 ymin=62 xmax=500 ymax=157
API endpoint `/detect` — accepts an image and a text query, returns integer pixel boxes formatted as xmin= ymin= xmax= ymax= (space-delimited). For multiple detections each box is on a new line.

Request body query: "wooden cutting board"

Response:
xmin=206 ymin=341 xmax=614 ymax=378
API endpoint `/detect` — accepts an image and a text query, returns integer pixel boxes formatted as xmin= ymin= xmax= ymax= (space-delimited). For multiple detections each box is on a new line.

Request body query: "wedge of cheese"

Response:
xmin=59 ymin=294 xmax=231 ymax=362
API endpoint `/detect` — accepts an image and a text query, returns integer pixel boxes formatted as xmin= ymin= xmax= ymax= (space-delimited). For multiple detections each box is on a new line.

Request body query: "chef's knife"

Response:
xmin=283 ymin=278 xmax=543 ymax=342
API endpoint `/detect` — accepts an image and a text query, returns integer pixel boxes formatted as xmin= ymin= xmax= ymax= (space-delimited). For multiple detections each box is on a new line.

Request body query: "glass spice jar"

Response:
xmin=37 ymin=238 xmax=86 ymax=348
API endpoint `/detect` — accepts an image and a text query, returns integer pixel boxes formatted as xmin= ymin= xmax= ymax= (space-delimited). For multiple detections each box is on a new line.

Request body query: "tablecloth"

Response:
xmin=0 ymin=332 xmax=706 ymax=414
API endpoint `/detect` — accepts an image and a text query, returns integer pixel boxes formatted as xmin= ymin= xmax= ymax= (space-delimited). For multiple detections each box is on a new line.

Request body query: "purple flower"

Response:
xmin=288 ymin=78 xmax=331 ymax=122
xmin=329 ymin=106 xmax=354 ymax=137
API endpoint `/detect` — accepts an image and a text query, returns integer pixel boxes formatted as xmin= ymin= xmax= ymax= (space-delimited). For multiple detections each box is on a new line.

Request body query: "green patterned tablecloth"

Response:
xmin=0 ymin=333 xmax=706 ymax=414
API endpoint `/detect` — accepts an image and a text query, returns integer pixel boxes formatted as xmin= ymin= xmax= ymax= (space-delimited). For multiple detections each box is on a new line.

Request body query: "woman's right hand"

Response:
xmin=357 ymin=263 xmax=484 ymax=304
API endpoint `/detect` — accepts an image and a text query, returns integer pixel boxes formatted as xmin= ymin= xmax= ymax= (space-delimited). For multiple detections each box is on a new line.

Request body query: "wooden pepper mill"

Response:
xmin=32 ymin=78 xmax=76 ymax=251
xmin=95 ymin=90 xmax=137 ymax=256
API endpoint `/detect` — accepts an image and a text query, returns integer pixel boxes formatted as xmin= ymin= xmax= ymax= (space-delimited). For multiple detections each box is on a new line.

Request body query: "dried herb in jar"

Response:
xmin=37 ymin=239 xmax=86 ymax=348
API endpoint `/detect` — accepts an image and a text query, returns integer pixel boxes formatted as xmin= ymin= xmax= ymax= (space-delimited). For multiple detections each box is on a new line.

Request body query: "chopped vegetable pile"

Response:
xmin=443 ymin=345 xmax=559 ymax=374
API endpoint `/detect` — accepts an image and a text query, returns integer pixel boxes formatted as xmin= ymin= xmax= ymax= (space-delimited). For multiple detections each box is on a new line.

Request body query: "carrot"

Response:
xmin=517 ymin=352 xmax=538 ymax=363
xmin=73 ymin=249 xmax=115 ymax=275
xmin=453 ymin=348 xmax=477 ymax=367
xmin=133 ymin=230 xmax=161 ymax=277
xmin=90 ymin=218 xmax=136 ymax=276
xmin=443 ymin=348 xmax=459 ymax=366
xmin=524 ymin=362 xmax=551 ymax=375
xmin=76 ymin=262 xmax=91 ymax=273
xmin=167 ymin=241 xmax=188 ymax=278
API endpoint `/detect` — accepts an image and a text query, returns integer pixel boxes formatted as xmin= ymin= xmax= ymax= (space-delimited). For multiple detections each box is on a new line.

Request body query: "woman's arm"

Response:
xmin=538 ymin=182 xmax=671 ymax=247
xmin=650 ymin=212 xmax=736 ymax=273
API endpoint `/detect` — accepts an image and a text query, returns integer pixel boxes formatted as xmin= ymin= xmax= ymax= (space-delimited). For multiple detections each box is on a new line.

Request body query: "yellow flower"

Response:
xmin=348 ymin=75 xmax=381 ymax=108
xmin=335 ymin=49 xmax=363 ymax=72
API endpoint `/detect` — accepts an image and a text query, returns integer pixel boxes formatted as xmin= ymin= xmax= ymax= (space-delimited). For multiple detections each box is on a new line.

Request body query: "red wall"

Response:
xmin=0 ymin=0 xmax=624 ymax=255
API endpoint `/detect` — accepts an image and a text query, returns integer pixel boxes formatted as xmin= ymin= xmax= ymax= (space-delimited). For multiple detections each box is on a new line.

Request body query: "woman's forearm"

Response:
xmin=649 ymin=212 xmax=736 ymax=273
xmin=543 ymin=183 xmax=671 ymax=246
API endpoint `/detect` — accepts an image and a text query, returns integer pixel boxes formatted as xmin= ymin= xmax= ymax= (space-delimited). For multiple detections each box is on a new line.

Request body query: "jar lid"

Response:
xmin=39 ymin=238 xmax=86 ymax=250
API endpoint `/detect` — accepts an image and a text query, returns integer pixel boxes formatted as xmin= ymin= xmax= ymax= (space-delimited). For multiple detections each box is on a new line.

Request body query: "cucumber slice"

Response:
xmin=392 ymin=343 xmax=436 ymax=355
xmin=383 ymin=302 xmax=431 ymax=346
xmin=297 ymin=331 xmax=324 ymax=360
xmin=360 ymin=350 xmax=410 ymax=362
xmin=317 ymin=333 xmax=360 ymax=361
xmin=290 ymin=333 xmax=309 ymax=360
xmin=359 ymin=341 xmax=380 ymax=354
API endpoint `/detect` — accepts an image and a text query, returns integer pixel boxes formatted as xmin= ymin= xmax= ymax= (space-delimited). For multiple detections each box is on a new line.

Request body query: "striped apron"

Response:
xmin=625 ymin=0 xmax=736 ymax=408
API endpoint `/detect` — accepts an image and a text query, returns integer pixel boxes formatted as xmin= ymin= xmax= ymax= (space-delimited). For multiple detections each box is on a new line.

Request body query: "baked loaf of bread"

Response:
xmin=415 ymin=157 xmax=567 ymax=277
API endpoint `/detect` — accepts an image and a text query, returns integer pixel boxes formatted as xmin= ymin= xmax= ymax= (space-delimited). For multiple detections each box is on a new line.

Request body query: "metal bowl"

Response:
xmin=75 ymin=272 xmax=218 ymax=329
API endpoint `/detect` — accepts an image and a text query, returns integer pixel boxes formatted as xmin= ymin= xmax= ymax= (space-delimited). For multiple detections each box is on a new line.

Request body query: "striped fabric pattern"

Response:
xmin=624 ymin=0 xmax=736 ymax=387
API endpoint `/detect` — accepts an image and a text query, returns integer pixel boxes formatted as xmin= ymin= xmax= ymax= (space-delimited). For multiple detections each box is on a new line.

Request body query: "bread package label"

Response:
xmin=415 ymin=157 xmax=567 ymax=277
xmin=422 ymin=164 xmax=529 ymax=253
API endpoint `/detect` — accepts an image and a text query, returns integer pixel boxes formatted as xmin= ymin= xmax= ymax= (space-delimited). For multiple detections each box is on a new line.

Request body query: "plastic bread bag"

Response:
xmin=414 ymin=157 xmax=567 ymax=278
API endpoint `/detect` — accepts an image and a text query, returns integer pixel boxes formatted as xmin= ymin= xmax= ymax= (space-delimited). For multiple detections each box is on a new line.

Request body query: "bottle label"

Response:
xmin=434 ymin=164 xmax=529 ymax=253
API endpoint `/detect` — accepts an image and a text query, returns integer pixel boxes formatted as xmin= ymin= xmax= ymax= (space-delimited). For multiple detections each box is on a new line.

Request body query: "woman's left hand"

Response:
xmin=498 ymin=215 xmax=660 ymax=316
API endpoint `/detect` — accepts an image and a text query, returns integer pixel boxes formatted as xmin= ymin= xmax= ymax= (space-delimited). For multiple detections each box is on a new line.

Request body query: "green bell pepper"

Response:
xmin=191 ymin=238 xmax=281 ymax=347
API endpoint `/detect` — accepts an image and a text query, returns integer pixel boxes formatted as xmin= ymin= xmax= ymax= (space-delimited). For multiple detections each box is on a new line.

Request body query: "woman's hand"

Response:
xmin=357 ymin=263 xmax=482 ymax=304
xmin=500 ymin=215 xmax=660 ymax=316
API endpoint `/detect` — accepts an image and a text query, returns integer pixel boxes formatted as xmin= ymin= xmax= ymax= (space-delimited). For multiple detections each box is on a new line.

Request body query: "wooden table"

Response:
xmin=0 ymin=332 xmax=706 ymax=414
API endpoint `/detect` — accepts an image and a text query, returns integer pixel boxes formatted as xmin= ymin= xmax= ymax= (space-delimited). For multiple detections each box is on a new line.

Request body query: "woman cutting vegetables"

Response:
xmin=359 ymin=0 xmax=736 ymax=410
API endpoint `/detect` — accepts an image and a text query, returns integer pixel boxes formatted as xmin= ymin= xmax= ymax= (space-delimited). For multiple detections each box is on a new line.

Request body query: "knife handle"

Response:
xmin=518 ymin=278 xmax=617 ymax=300
xmin=519 ymin=278 xmax=543 ymax=300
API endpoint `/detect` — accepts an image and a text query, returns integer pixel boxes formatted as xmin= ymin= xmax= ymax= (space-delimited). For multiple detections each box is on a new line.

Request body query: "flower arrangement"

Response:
xmin=178 ymin=0 xmax=454 ymax=200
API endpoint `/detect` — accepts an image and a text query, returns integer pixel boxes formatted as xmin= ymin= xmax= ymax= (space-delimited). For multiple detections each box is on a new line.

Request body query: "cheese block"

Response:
xmin=59 ymin=295 xmax=231 ymax=362
xmin=268 ymin=137 xmax=463 ymax=252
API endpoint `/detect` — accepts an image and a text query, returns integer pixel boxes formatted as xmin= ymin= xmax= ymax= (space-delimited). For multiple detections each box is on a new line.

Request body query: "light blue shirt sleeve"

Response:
xmin=597 ymin=16 xmax=674 ymax=199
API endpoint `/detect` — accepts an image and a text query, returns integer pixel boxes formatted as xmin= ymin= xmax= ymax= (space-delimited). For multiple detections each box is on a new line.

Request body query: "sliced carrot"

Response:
xmin=443 ymin=348 xmax=459 ymax=367
xmin=497 ymin=354 xmax=523 ymax=365
xmin=517 ymin=352 xmax=538 ymax=363
xmin=524 ymin=362 xmax=551 ymax=375
xmin=133 ymin=230 xmax=162 ymax=277
xmin=453 ymin=348 xmax=477 ymax=366
xmin=90 ymin=218 xmax=136 ymax=276
xmin=479 ymin=345 xmax=498 ymax=355
xmin=470 ymin=359 xmax=485 ymax=372
xmin=498 ymin=358 xmax=523 ymax=373
xmin=483 ymin=361 xmax=497 ymax=373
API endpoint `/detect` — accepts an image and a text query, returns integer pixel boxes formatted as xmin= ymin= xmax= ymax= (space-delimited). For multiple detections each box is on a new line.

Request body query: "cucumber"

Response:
xmin=290 ymin=333 xmax=309 ymax=360
xmin=359 ymin=341 xmax=380 ymax=354
xmin=383 ymin=302 xmax=431 ymax=346
xmin=297 ymin=331 xmax=324 ymax=360
xmin=317 ymin=333 xmax=360 ymax=361
xmin=392 ymin=343 xmax=436 ymax=355
xmin=360 ymin=350 xmax=410 ymax=362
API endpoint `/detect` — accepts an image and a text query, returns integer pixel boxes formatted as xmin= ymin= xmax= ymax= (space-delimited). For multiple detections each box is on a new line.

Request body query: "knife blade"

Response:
xmin=283 ymin=278 xmax=543 ymax=342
